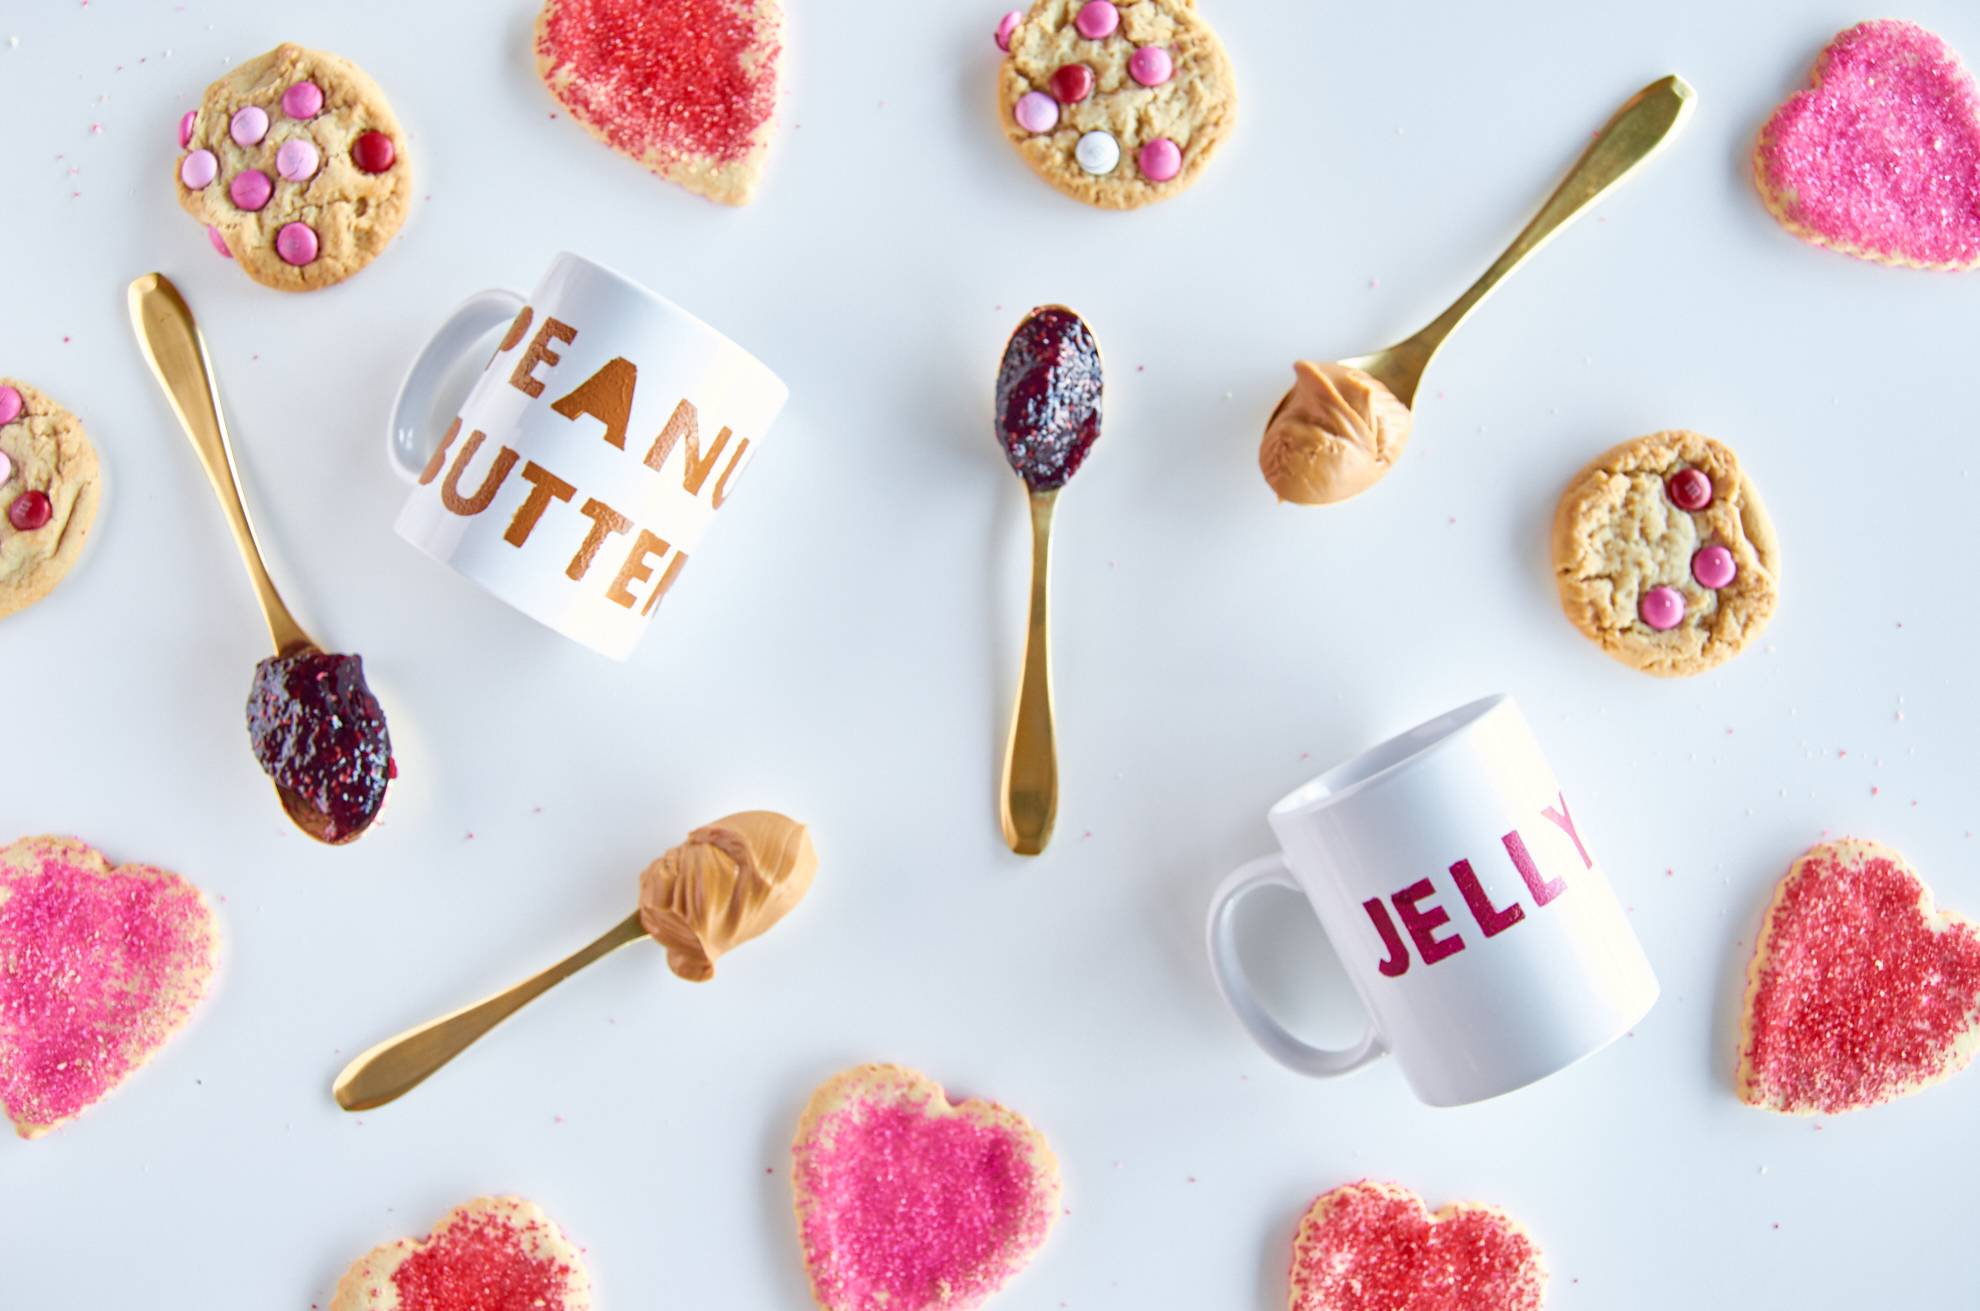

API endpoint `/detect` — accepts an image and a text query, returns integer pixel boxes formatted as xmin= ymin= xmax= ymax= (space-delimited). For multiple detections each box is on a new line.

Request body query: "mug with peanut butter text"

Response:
xmin=1206 ymin=694 xmax=1658 ymax=1106
xmin=389 ymin=252 xmax=787 ymax=660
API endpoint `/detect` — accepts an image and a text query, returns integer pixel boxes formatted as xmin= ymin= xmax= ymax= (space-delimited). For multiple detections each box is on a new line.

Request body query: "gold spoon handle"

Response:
xmin=1001 ymin=490 xmax=1059 ymax=856
xmin=127 ymin=273 xmax=312 ymax=654
xmin=333 ymin=911 xmax=648 ymax=1112
xmin=1386 ymin=74 xmax=1696 ymax=400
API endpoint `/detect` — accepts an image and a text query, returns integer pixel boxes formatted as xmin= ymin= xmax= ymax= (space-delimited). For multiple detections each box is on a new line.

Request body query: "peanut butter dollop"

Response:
xmin=1259 ymin=361 xmax=1415 ymax=505
xmin=637 ymin=811 xmax=817 ymax=983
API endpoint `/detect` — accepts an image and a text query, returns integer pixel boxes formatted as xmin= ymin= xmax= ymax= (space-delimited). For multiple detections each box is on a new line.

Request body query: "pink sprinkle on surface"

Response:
xmin=1290 ymin=1182 xmax=1544 ymax=1311
xmin=1757 ymin=20 xmax=1980 ymax=268
xmin=0 ymin=836 xmax=216 ymax=1137
xmin=793 ymin=1066 xmax=1058 ymax=1311
xmin=1740 ymin=839 xmax=1980 ymax=1114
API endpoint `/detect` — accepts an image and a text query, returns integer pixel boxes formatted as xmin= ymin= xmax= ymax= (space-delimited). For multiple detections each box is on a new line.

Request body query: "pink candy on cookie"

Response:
xmin=1129 ymin=45 xmax=1173 ymax=87
xmin=1138 ymin=137 xmax=1182 ymax=181
xmin=994 ymin=9 xmax=1022 ymax=52
xmin=1756 ymin=20 xmax=1980 ymax=269
xmin=1074 ymin=0 xmax=1118 ymax=39
xmin=1014 ymin=90 xmax=1059 ymax=134
xmin=179 ymin=149 xmax=218 ymax=189
xmin=0 ymin=384 xmax=22 ymax=425
xmin=280 ymin=79 xmax=324 ymax=119
xmin=229 ymin=169 xmax=274 ymax=212
xmin=230 ymin=104 xmax=269 ymax=146
xmin=276 ymin=138 xmax=321 ymax=181
xmin=275 ymin=222 xmax=319 ymax=266
xmin=176 ymin=108 xmax=196 ymax=148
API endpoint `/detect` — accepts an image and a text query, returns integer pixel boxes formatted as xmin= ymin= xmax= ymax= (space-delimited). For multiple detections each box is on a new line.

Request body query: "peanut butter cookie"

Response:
xmin=173 ymin=43 xmax=411 ymax=291
xmin=997 ymin=0 xmax=1236 ymax=209
xmin=0 ymin=379 xmax=100 ymax=621
xmin=1551 ymin=430 xmax=1780 ymax=677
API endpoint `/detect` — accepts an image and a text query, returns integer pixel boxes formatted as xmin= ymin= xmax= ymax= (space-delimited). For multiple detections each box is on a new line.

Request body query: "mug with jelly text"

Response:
xmin=389 ymin=252 xmax=788 ymax=660
xmin=1205 ymin=694 xmax=1658 ymax=1106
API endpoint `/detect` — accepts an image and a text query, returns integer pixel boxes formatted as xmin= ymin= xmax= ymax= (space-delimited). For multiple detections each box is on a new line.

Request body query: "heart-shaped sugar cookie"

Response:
xmin=1289 ymin=1182 xmax=1545 ymax=1311
xmin=1738 ymin=838 xmax=1980 ymax=1115
xmin=329 ymin=1196 xmax=591 ymax=1311
xmin=0 ymin=835 xmax=217 ymax=1139
xmin=536 ymin=0 xmax=783 ymax=205
xmin=1755 ymin=20 xmax=1980 ymax=269
xmin=791 ymin=1064 xmax=1061 ymax=1311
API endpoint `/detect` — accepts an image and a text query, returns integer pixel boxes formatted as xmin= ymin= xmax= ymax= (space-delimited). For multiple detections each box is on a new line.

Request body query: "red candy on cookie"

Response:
xmin=1738 ymin=838 xmax=1980 ymax=1115
xmin=792 ymin=1064 xmax=1061 ymax=1311
xmin=536 ymin=0 xmax=784 ymax=206
xmin=1289 ymin=1182 xmax=1545 ymax=1311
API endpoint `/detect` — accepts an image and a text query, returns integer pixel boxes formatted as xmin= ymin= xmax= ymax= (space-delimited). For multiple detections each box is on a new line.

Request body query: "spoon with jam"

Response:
xmin=129 ymin=274 xmax=393 ymax=845
xmin=993 ymin=306 xmax=1102 ymax=856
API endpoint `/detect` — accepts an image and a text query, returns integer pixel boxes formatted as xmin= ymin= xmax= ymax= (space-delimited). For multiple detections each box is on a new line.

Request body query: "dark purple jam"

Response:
xmin=994 ymin=305 xmax=1103 ymax=492
xmin=245 ymin=649 xmax=393 ymax=842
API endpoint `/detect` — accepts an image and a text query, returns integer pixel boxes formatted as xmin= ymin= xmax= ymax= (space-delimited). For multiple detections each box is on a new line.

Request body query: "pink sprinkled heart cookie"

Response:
xmin=1738 ymin=838 xmax=1980 ymax=1116
xmin=997 ymin=0 xmax=1237 ymax=209
xmin=1755 ymin=20 xmax=1980 ymax=269
xmin=1289 ymin=1182 xmax=1545 ymax=1311
xmin=0 ymin=835 xmax=216 ymax=1139
xmin=536 ymin=0 xmax=784 ymax=206
xmin=792 ymin=1063 xmax=1061 ymax=1311
xmin=329 ymin=1196 xmax=591 ymax=1311
xmin=174 ymin=43 xmax=412 ymax=291
xmin=0 ymin=378 xmax=101 ymax=622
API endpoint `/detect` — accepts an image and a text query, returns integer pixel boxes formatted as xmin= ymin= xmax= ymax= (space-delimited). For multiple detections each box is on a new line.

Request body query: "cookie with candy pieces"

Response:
xmin=1288 ymin=1181 xmax=1545 ymax=1311
xmin=329 ymin=1196 xmax=592 ymax=1311
xmin=1738 ymin=838 xmax=1980 ymax=1115
xmin=536 ymin=0 xmax=784 ymax=205
xmin=1551 ymin=429 xmax=1780 ymax=677
xmin=1755 ymin=20 xmax=1980 ymax=269
xmin=791 ymin=1063 xmax=1061 ymax=1311
xmin=0 ymin=379 xmax=100 ymax=621
xmin=0 ymin=836 xmax=217 ymax=1139
xmin=174 ymin=43 xmax=412 ymax=291
xmin=996 ymin=0 xmax=1236 ymax=209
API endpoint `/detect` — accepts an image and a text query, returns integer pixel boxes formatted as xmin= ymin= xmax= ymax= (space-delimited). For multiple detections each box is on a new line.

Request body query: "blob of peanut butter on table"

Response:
xmin=1258 ymin=361 xmax=1414 ymax=506
xmin=331 ymin=810 xmax=818 ymax=1111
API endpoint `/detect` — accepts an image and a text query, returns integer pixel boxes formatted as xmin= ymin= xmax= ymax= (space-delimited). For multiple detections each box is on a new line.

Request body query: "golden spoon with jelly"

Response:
xmin=1260 ymin=74 xmax=1696 ymax=505
xmin=993 ymin=306 xmax=1103 ymax=857
xmin=128 ymin=273 xmax=394 ymax=845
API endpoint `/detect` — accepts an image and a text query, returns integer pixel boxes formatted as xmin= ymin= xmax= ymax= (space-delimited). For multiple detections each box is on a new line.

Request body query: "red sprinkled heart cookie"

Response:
xmin=0 ymin=835 xmax=216 ymax=1139
xmin=1738 ymin=838 xmax=1980 ymax=1115
xmin=328 ymin=1196 xmax=591 ymax=1311
xmin=1289 ymin=1182 xmax=1545 ymax=1311
xmin=1755 ymin=20 xmax=1980 ymax=269
xmin=535 ymin=0 xmax=783 ymax=206
xmin=791 ymin=1064 xmax=1061 ymax=1311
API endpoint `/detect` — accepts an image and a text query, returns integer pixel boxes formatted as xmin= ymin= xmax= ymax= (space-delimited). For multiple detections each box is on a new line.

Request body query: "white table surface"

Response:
xmin=5 ymin=0 xmax=1978 ymax=1306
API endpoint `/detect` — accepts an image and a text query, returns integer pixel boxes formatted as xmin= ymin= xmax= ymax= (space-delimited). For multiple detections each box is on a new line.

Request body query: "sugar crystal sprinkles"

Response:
xmin=1757 ymin=20 xmax=1980 ymax=268
xmin=1739 ymin=839 xmax=1980 ymax=1114
xmin=1289 ymin=1182 xmax=1545 ymax=1311
xmin=0 ymin=837 xmax=216 ymax=1137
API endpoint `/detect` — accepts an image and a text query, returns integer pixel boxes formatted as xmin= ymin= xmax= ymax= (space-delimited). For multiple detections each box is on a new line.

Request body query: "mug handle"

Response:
xmin=386 ymin=288 xmax=527 ymax=484
xmin=1206 ymin=855 xmax=1389 ymax=1077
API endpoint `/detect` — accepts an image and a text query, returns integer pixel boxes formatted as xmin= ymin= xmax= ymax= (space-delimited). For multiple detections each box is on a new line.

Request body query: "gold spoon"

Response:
xmin=334 ymin=811 xmax=817 ymax=1110
xmin=1262 ymin=74 xmax=1696 ymax=503
xmin=335 ymin=912 xmax=648 ymax=1111
xmin=993 ymin=306 xmax=1103 ymax=857
xmin=127 ymin=273 xmax=371 ymax=846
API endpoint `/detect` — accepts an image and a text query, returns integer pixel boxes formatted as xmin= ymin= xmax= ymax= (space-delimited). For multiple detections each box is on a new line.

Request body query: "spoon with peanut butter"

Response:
xmin=332 ymin=811 xmax=817 ymax=1111
xmin=1261 ymin=75 xmax=1695 ymax=505
xmin=129 ymin=274 xmax=393 ymax=845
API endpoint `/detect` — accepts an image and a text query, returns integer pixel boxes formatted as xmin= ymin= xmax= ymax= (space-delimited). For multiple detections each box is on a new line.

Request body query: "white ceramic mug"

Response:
xmin=1206 ymin=694 xmax=1657 ymax=1106
xmin=389 ymin=252 xmax=788 ymax=660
